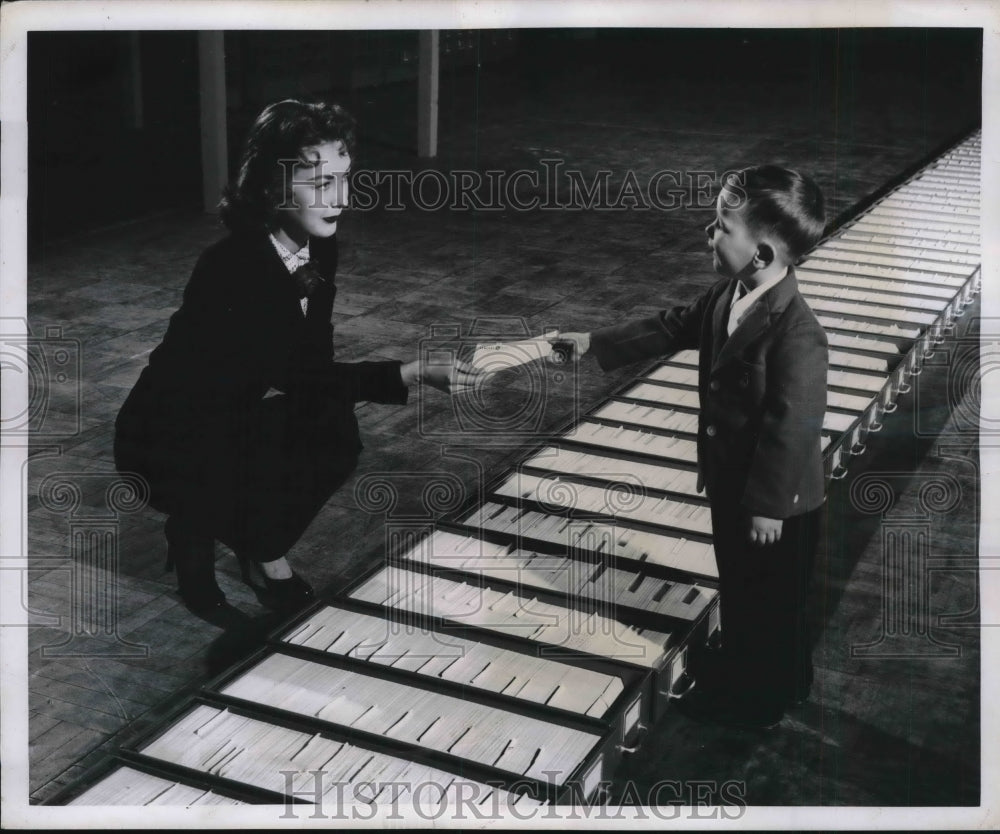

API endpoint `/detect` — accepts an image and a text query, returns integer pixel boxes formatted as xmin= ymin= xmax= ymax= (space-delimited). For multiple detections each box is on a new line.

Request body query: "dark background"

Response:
xmin=27 ymin=28 xmax=982 ymax=249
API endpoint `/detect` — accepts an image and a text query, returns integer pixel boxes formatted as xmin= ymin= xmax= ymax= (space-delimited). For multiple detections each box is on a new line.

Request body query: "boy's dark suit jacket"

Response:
xmin=589 ymin=268 xmax=828 ymax=520
xmin=114 ymin=230 xmax=407 ymax=556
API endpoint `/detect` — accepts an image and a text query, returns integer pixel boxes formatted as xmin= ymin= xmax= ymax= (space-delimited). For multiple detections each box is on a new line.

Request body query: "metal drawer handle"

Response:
xmin=662 ymin=672 xmax=696 ymax=700
xmin=616 ymin=722 xmax=648 ymax=754
xmin=590 ymin=785 xmax=611 ymax=804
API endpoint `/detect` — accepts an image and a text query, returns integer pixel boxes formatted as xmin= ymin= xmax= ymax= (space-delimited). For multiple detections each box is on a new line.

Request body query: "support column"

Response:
xmin=123 ymin=32 xmax=143 ymax=130
xmin=417 ymin=30 xmax=439 ymax=158
xmin=198 ymin=31 xmax=228 ymax=213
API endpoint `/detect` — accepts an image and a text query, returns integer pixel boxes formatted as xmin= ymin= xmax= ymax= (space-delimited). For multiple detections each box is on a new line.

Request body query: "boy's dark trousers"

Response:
xmin=708 ymin=495 xmax=822 ymax=709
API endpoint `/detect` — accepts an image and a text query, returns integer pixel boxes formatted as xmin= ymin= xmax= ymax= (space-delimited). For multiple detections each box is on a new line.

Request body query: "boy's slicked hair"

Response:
xmin=219 ymin=99 xmax=356 ymax=233
xmin=722 ymin=165 xmax=826 ymax=261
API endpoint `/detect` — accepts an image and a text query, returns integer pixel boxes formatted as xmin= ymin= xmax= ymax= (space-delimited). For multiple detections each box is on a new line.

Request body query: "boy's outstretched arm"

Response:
xmin=550 ymin=292 xmax=711 ymax=371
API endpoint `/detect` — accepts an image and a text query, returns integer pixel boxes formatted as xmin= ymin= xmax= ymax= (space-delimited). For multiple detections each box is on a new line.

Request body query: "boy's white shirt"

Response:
xmin=726 ymin=266 xmax=789 ymax=336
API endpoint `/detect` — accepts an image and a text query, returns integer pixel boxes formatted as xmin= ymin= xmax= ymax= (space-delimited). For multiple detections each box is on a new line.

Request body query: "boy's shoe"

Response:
xmin=675 ymin=689 xmax=785 ymax=731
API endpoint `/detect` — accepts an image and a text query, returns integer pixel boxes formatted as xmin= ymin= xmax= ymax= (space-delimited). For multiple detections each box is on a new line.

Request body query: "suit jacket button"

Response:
xmin=706 ymin=425 xmax=717 ymax=437
xmin=709 ymin=380 xmax=720 ymax=392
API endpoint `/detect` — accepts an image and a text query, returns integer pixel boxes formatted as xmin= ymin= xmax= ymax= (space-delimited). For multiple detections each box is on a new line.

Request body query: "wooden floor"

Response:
xmin=21 ymin=35 xmax=981 ymax=809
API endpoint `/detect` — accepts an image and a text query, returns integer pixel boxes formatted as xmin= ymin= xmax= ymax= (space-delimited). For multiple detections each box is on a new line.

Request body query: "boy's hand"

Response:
xmin=749 ymin=515 xmax=783 ymax=547
xmin=547 ymin=331 xmax=591 ymax=362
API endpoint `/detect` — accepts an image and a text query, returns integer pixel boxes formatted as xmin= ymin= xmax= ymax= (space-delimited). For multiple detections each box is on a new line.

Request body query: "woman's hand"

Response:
xmin=547 ymin=331 xmax=591 ymax=362
xmin=400 ymin=357 xmax=482 ymax=394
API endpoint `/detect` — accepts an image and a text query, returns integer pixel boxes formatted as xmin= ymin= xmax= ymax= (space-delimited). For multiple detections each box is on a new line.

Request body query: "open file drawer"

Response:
xmin=194 ymin=643 xmax=618 ymax=804
xmin=341 ymin=559 xmax=718 ymax=723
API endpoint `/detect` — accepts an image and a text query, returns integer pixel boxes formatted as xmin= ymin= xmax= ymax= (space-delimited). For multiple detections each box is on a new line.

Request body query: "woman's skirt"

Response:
xmin=115 ymin=390 xmax=362 ymax=562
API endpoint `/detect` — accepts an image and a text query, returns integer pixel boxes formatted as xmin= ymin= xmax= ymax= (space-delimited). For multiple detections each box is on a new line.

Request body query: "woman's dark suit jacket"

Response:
xmin=114 ymin=230 xmax=407 ymax=559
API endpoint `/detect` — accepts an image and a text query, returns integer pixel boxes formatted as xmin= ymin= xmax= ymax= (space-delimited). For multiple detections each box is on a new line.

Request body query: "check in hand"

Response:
xmin=443 ymin=357 xmax=483 ymax=395
xmin=469 ymin=336 xmax=554 ymax=374
xmin=465 ymin=330 xmax=586 ymax=375
xmin=546 ymin=330 xmax=591 ymax=362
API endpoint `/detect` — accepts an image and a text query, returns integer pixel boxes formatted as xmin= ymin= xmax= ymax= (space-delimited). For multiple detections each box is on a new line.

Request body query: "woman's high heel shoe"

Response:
xmin=237 ymin=555 xmax=315 ymax=613
xmin=164 ymin=519 xmax=225 ymax=616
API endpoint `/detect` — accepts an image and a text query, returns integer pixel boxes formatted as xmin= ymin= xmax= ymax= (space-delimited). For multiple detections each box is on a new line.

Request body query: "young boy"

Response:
xmin=556 ymin=165 xmax=828 ymax=729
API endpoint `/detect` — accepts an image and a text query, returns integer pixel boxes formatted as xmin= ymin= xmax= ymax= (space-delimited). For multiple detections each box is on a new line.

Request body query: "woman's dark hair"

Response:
xmin=219 ymin=99 xmax=356 ymax=233
xmin=722 ymin=165 xmax=826 ymax=261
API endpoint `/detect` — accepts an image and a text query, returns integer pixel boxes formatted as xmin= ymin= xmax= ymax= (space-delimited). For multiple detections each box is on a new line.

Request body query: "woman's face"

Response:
xmin=273 ymin=140 xmax=351 ymax=250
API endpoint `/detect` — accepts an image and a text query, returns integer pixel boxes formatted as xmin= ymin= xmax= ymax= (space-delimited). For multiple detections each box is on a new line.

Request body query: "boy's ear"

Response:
xmin=753 ymin=243 xmax=774 ymax=268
